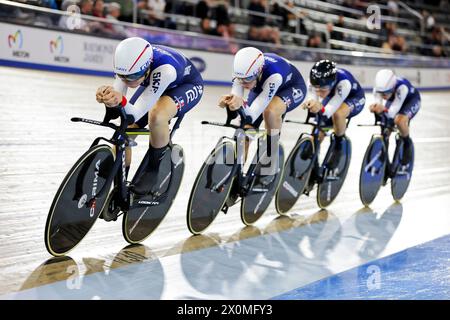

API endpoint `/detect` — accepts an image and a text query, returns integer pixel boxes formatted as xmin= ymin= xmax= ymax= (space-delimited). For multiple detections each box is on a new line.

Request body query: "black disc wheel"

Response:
xmin=359 ymin=136 xmax=387 ymax=206
xmin=122 ymin=144 xmax=185 ymax=243
xmin=317 ymin=136 xmax=352 ymax=208
xmin=45 ymin=145 xmax=115 ymax=256
xmin=275 ymin=137 xmax=314 ymax=214
xmin=187 ymin=141 xmax=236 ymax=235
xmin=391 ymin=139 xmax=414 ymax=201
xmin=241 ymin=144 xmax=285 ymax=225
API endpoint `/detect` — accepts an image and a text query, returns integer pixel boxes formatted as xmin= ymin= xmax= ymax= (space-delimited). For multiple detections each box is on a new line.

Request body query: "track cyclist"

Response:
xmin=369 ymin=69 xmax=420 ymax=165
xmin=95 ymin=37 xmax=204 ymax=195
xmin=218 ymin=46 xmax=307 ymax=173
xmin=302 ymin=59 xmax=366 ymax=169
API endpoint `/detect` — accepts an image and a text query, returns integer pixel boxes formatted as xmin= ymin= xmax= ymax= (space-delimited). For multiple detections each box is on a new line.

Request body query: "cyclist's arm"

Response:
xmin=122 ymin=64 xmax=177 ymax=121
xmin=306 ymin=81 xmax=319 ymax=101
xmin=113 ymin=76 xmax=127 ymax=95
xmin=372 ymin=89 xmax=383 ymax=105
xmin=322 ymin=79 xmax=351 ymax=118
xmin=231 ymin=80 xmax=244 ymax=97
xmin=386 ymin=84 xmax=408 ymax=119
xmin=243 ymin=73 xmax=283 ymax=123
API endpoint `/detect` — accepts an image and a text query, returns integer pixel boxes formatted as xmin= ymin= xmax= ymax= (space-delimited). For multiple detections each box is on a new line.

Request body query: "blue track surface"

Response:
xmin=273 ymin=234 xmax=450 ymax=300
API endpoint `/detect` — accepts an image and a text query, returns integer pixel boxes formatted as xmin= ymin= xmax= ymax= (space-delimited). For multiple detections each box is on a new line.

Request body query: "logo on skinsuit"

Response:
xmin=50 ymin=36 xmax=70 ymax=63
xmin=184 ymin=65 xmax=192 ymax=76
xmin=286 ymin=73 xmax=292 ymax=82
xmin=337 ymin=84 xmax=343 ymax=97
xmin=174 ymin=96 xmax=185 ymax=110
xmin=152 ymin=72 xmax=161 ymax=93
xmin=292 ymin=88 xmax=304 ymax=103
xmin=7 ymin=30 xmax=29 ymax=58
xmin=186 ymin=85 xmax=203 ymax=103
xmin=268 ymin=83 xmax=276 ymax=99
xmin=282 ymin=96 xmax=292 ymax=107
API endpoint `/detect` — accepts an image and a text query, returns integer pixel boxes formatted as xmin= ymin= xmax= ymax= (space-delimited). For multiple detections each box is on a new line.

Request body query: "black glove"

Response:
xmin=103 ymin=105 xmax=135 ymax=126
xmin=103 ymin=105 xmax=121 ymax=122
xmin=226 ymin=107 xmax=238 ymax=120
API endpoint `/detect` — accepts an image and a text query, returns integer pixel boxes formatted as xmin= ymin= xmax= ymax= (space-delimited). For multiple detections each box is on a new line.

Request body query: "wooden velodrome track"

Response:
xmin=0 ymin=67 xmax=449 ymax=299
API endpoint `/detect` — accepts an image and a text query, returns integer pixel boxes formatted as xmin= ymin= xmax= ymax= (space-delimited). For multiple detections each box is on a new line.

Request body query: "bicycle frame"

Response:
xmin=71 ymin=107 xmax=184 ymax=212
xmin=286 ymin=112 xmax=325 ymax=181
xmin=287 ymin=111 xmax=353 ymax=183
xmin=358 ymin=113 xmax=398 ymax=177
xmin=201 ymin=108 xmax=269 ymax=199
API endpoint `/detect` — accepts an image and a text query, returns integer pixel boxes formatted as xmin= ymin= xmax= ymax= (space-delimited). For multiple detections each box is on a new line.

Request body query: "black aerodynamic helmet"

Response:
xmin=310 ymin=60 xmax=337 ymax=88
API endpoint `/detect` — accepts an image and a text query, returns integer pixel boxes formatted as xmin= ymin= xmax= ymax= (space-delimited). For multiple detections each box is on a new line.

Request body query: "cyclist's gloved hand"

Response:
xmin=103 ymin=105 xmax=135 ymax=126
xmin=302 ymin=99 xmax=322 ymax=113
xmin=104 ymin=105 xmax=121 ymax=120
xmin=96 ymin=86 xmax=108 ymax=103
xmin=226 ymin=107 xmax=238 ymax=121
xmin=227 ymin=95 xmax=244 ymax=111
xmin=103 ymin=89 xmax=123 ymax=107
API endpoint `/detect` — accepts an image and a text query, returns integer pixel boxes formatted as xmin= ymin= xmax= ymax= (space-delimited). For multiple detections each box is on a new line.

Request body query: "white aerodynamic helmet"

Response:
xmin=233 ymin=47 xmax=264 ymax=82
xmin=374 ymin=69 xmax=397 ymax=93
xmin=114 ymin=37 xmax=153 ymax=80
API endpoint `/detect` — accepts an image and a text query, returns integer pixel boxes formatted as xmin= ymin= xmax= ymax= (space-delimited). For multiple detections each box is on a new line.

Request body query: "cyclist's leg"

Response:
xmin=260 ymin=96 xmax=286 ymax=174
xmin=263 ymin=96 xmax=287 ymax=133
xmin=134 ymin=80 xmax=203 ymax=194
xmin=331 ymin=103 xmax=351 ymax=136
xmin=148 ymin=81 xmax=203 ymax=165
xmin=325 ymin=103 xmax=350 ymax=169
xmin=149 ymin=96 xmax=178 ymax=148
xmin=261 ymin=83 xmax=306 ymax=173
xmin=396 ymin=97 xmax=420 ymax=164
xmin=394 ymin=114 xmax=410 ymax=137
xmin=396 ymin=97 xmax=420 ymax=137
xmin=328 ymin=93 xmax=365 ymax=168
xmin=332 ymin=93 xmax=365 ymax=136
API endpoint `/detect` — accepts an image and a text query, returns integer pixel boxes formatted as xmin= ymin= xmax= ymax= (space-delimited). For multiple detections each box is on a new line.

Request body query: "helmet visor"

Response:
xmin=312 ymin=84 xmax=333 ymax=91
xmin=117 ymin=68 xmax=148 ymax=82
xmin=375 ymin=87 xmax=395 ymax=95
xmin=235 ymin=74 xmax=258 ymax=84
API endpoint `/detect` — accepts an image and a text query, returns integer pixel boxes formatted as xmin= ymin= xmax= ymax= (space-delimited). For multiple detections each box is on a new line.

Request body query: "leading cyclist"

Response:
xmin=96 ymin=37 xmax=204 ymax=195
